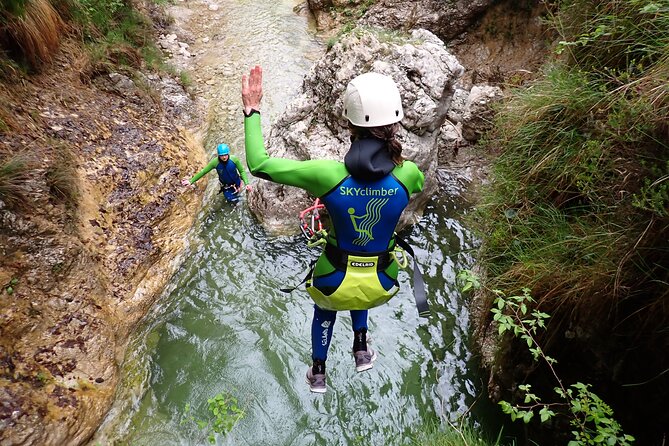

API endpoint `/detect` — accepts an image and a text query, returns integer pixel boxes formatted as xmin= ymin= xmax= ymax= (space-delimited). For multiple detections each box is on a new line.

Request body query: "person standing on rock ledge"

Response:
xmin=181 ymin=143 xmax=251 ymax=203
xmin=242 ymin=65 xmax=424 ymax=393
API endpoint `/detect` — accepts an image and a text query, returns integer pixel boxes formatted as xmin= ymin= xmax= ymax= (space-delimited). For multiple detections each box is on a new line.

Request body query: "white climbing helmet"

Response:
xmin=342 ymin=72 xmax=404 ymax=127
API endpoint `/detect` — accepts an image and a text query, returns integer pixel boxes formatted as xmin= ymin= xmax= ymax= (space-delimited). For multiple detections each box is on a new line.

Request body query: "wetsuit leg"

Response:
xmin=350 ymin=310 xmax=368 ymax=332
xmin=350 ymin=310 xmax=369 ymax=353
xmin=311 ymin=305 xmax=337 ymax=361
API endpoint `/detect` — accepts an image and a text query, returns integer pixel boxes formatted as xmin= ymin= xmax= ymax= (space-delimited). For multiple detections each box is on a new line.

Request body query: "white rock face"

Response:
xmin=247 ymin=27 xmax=465 ymax=233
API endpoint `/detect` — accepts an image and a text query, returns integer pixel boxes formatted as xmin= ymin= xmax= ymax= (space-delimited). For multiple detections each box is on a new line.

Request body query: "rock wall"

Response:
xmin=361 ymin=0 xmax=494 ymax=41
xmin=306 ymin=0 xmax=495 ymax=41
xmin=0 ymin=44 xmax=205 ymax=445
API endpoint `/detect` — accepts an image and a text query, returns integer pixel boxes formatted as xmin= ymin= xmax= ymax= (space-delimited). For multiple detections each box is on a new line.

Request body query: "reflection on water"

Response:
xmin=91 ymin=0 xmax=492 ymax=444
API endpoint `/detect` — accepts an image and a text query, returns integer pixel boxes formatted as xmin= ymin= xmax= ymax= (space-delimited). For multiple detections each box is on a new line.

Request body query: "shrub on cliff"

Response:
xmin=0 ymin=0 xmax=161 ymax=73
xmin=473 ymin=0 xmax=668 ymax=443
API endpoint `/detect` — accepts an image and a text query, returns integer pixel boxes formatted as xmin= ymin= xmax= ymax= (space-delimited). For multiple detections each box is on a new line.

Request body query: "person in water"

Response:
xmin=181 ymin=143 xmax=251 ymax=203
xmin=242 ymin=65 xmax=424 ymax=393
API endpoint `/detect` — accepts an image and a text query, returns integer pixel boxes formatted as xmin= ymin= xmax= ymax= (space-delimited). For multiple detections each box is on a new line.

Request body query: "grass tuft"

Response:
xmin=0 ymin=0 xmax=65 ymax=70
xmin=0 ymin=151 xmax=32 ymax=208
xmin=408 ymin=420 xmax=509 ymax=446
xmin=46 ymin=143 xmax=80 ymax=209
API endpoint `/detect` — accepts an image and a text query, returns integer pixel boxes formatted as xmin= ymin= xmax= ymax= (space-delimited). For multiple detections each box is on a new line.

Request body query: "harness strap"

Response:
xmin=280 ymin=260 xmax=316 ymax=294
xmin=218 ymin=184 xmax=237 ymax=193
xmin=394 ymin=236 xmax=430 ymax=318
xmin=281 ymin=237 xmax=429 ymax=319
xmin=324 ymin=243 xmax=393 ymax=272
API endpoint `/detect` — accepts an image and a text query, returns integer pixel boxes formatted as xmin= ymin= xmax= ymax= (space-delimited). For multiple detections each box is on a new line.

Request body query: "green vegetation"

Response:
xmin=46 ymin=143 xmax=80 ymax=209
xmin=0 ymin=151 xmax=31 ymax=208
xmin=0 ymin=0 xmax=169 ymax=72
xmin=182 ymin=392 xmax=245 ymax=444
xmin=327 ymin=25 xmax=415 ymax=51
xmin=491 ymin=287 xmax=634 ymax=445
xmin=408 ymin=421 xmax=506 ymax=446
xmin=472 ymin=0 xmax=668 ymax=442
xmin=4 ymin=277 xmax=19 ymax=294
xmin=325 ymin=0 xmax=382 ymax=49
xmin=72 ymin=0 xmax=168 ymax=74
xmin=475 ymin=0 xmax=668 ymax=327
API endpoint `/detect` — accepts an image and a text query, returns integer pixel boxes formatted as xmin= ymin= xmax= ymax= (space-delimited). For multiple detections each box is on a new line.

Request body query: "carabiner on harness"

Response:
xmin=299 ymin=198 xmax=328 ymax=247
xmin=391 ymin=244 xmax=409 ymax=269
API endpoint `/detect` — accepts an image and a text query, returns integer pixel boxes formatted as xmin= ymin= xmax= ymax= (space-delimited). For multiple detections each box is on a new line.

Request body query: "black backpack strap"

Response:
xmin=280 ymin=259 xmax=316 ymax=293
xmin=394 ymin=236 xmax=430 ymax=318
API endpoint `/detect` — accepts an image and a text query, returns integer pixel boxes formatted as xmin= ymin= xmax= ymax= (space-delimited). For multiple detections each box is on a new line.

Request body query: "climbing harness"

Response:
xmin=218 ymin=184 xmax=240 ymax=203
xmin=283 ymin=198 xmax=430 ymax=317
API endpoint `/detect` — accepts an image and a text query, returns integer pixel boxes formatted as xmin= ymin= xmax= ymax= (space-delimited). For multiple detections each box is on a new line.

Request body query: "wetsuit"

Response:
xmin=189 ymin=155 xmax=250 ymax=202
xmin=244 ymin=112 xmax=424 ymax=362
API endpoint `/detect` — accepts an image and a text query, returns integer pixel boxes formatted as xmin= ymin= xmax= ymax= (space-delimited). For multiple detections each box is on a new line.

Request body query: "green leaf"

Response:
xmin=504 ymin=208 xmax=518 ymax=219
xmin=497 ymin=298 xmax=505 ymax=310
xmin=522 ymin=411 xmax=533 ymax=423
xmin=640 ymin=3 xmax=661 ymax=13
xmin=499 ymin=401 xmax=512 ymax=413
xmin=539 ymin=406 xmax=554 ymax=422
xmin=6 ymin=287 xmax=13 ymax=295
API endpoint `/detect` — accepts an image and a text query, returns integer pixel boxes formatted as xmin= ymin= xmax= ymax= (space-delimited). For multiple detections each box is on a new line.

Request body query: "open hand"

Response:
xmin=181 ymin=178 xmax=195 ymax=190
xmin=242 ymin=65 xmax=263 ymax=115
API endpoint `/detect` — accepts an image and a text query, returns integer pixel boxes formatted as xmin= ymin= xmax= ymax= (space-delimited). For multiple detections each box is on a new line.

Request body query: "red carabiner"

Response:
xmin=299 ymin=198 xmax=325 ymax=240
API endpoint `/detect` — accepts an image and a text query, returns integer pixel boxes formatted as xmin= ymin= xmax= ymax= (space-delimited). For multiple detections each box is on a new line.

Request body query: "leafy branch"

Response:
xmin=458 ymin=270 xmax=635 ymax=445
xmin=182 ymin=391 xmax=245 ymax=444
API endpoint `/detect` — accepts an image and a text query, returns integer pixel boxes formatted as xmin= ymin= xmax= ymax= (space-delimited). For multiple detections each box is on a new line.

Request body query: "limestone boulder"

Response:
xmin=247 ymin=27 xmax=465 ymax=233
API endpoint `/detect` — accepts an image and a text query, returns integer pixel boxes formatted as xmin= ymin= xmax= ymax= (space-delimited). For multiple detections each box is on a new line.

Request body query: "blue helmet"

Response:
xmin=217 ymin=143 xmax=230 ymax=156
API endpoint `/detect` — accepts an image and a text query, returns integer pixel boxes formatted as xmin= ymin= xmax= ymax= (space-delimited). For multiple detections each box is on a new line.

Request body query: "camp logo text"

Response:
xmin=350 ymin=261 xmax=375 ymax=267
xmin=339 ymin=186 xmax=399 ymax=197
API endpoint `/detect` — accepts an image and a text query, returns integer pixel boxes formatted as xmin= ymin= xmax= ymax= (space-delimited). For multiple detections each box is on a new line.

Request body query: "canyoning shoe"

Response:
xmin=306 ymin=368 xmax=327 ymax=393
xmin=353 ymin=346 xmax=377 ymax=372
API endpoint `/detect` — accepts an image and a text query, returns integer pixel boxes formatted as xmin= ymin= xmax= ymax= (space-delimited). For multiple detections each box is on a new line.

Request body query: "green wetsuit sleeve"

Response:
xmin=392 ymin=161 xmax=425 ymax=194
xmin=244 ymin=113 xmax=347 ymax=196
xmin=229 ymin=155 xmax=249 ymax=185
xmin=189 ymin=157 xmax=218 ymax=184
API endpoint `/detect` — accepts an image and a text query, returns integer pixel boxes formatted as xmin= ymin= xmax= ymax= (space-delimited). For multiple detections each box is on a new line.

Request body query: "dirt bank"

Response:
xmin=0 ymin=39 xmax=206 ymax=444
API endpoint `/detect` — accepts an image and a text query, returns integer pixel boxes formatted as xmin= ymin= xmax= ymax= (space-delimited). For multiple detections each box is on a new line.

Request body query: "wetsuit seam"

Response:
xmin=321 ymin=174 xmax=350 ymax=200
xmin=390 ymin=172 xmax=410 ymax=199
